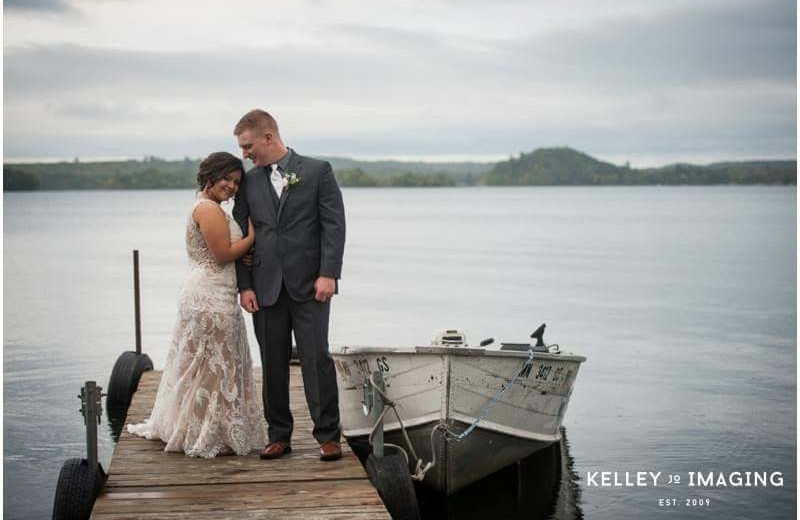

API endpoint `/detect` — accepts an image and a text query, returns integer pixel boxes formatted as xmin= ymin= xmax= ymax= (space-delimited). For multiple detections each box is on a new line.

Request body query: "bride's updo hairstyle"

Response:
xmin=197 ymin=152 xmax=245 ymax=190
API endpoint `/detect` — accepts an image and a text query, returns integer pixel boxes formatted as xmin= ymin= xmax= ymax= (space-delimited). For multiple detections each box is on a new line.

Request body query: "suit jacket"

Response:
xmin=234 ymin=150 xmax=345 ymax=306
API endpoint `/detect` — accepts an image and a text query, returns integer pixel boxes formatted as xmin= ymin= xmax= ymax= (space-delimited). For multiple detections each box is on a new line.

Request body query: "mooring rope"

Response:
xmin=444 ymin=347 xmax=536 ymax=441
xmin=367 ymin=374 xmax=435 ymax=481
xmin=366 ymin=347 xmax=537 ymax=480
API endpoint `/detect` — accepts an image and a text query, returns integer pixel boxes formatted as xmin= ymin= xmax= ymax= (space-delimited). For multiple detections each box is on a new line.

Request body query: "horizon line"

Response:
xmin=3 ymin=153 xmax=797 ymax=169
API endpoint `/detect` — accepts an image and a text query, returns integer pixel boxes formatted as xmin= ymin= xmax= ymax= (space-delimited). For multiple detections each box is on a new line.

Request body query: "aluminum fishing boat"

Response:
xmin=331 ymin=325 xmax=586 ymax=494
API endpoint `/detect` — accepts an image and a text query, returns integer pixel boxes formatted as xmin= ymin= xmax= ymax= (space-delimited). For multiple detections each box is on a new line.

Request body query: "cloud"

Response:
xmin=2 ymin=0 xmax=796 ymax=164
xmin=518 ymin=1 xmax=796 ymax=88
xmin=4 ymin=0 xmax=74 ymax=12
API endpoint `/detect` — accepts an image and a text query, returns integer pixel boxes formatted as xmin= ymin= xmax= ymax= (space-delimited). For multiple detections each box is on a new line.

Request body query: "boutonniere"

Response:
xmin=281 ymin=172 xmax=301 ymax=191
xmin=286 ymin=172 xmax=301 ymax=186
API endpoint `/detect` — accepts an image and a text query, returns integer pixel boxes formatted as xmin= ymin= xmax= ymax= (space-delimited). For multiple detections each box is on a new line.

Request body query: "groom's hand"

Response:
xmin=314 ymin=276 xmax=336 ymax=303
xmin=239 ymin=289 xmax=259 ymax=313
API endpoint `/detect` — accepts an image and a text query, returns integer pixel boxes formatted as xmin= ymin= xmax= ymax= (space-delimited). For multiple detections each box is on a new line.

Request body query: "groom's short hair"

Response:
xmin=234 ymin=109 xmax=280 ymax=137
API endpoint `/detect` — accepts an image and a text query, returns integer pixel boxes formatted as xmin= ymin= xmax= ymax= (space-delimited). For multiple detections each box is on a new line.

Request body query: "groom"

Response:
xmin=232 ymin=109 xmax=346 ymax=461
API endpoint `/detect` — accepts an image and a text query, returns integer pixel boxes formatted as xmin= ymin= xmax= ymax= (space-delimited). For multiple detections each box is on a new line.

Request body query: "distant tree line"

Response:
xmin=2 ymin=159 xmax=458 ymax=190
xmin=4 ymin=168 xmax=39 ymax=191
xmin=3 ymin=148 xmax=795 ymax=191
xmin=3 ymin=157 xmax=199 ymax=190
xmin=336 ymin=169 xmax=455 ymax=187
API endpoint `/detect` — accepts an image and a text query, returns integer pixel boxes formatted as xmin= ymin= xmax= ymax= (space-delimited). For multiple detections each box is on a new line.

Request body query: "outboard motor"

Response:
xmin=431 ymin=329 xmax=468 ymax=347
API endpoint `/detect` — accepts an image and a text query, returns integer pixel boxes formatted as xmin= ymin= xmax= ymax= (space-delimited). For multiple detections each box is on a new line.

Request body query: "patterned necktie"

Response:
xmin=269 ymin=164 xmax=283 ymax=196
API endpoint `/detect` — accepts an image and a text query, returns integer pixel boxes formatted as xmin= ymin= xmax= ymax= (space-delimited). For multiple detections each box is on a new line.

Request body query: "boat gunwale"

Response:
xmin=331 ymin=345 xmax=587 ymax=363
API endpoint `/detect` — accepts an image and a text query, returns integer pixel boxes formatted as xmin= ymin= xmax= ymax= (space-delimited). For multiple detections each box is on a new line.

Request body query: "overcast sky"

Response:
xmin=3 ymin=0 xmax=797 ymax=166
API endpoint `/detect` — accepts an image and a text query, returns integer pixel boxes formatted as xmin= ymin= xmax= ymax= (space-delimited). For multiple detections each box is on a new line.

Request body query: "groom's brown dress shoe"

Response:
xmin=319 ymin=441 xmax=342 ymax=461
xmin=260 ymin=442 xmax=291 ymax=460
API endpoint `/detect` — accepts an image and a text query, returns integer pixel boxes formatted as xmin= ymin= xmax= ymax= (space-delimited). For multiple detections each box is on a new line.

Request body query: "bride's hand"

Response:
xmin=242 ymin=218 xmax=256 ymax=248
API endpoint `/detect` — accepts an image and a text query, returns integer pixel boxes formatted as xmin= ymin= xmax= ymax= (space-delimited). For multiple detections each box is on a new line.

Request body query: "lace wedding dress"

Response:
xmin=127 ymin=196 xmax=266 ymax=457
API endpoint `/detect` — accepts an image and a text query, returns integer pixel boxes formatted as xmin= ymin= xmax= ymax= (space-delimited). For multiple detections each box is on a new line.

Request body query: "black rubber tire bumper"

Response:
xmin=107 ymin=351 xmax=153 ymax=408
xmin=52 ymin=458 xmax=106 ymax=520
xmin=365 ymin=452 xmax=421 ymax=520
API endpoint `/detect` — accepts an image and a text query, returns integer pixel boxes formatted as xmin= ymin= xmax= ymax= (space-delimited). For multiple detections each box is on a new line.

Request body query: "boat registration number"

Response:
xmin=522 ymin=363 xmax=574 ymax=389
xmin=344 ymin=356 xmax=391 ymax=377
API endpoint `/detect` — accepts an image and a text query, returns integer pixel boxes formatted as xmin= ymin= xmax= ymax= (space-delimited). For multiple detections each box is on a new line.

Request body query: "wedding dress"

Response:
xmin=127 ymin=195 xmax=266 ymax=457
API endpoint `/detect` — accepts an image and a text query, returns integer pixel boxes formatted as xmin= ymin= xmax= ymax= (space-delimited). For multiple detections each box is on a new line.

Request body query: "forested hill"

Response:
xmin=3 ymin=148 xmax=795 ymax=190
xmin=485 ymin=148 xmax=621 ymax=185
xmin=484 ymin=147 xmax=796 ymax=185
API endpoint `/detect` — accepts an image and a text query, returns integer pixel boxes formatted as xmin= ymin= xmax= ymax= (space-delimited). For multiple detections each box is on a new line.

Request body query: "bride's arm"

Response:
xmin=193 ymin=203 xmax=255 ymax=263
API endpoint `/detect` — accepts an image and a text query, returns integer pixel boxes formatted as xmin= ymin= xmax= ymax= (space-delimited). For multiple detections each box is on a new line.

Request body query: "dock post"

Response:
xmin=106 ymin=250 xmax=153 ymax=413
xmin=370 ymin=371 xmax=385 ymax=458
xmin=133 ymin=250 xmax=142 ymax=355
xmin=363 ymin=370 xmax=421 ymax=520
xmin=80 ymin=381 xmax=103 ymax=470
xmin=53 ymin=381 xmax=107 ymax=519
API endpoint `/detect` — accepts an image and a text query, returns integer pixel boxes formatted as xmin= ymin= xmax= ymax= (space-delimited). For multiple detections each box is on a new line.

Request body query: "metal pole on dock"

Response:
xmin=106 ymin=250 xmax=153 ymax=410
xmin=363 ymin=371 xmax=421 ymax=519
xmin=371 ymin=371 xmax=385 ymax=458
xmin=133 ymin=250 xmax=142 ymax=355
xmin=80 ymin=381 xmax=103 ymax=470
xmin=53 ymin=382 xmax=106 ymax=518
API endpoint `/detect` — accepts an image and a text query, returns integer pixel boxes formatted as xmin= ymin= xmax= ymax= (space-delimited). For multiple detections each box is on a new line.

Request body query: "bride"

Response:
xmin=128 ymin=152 xmax=266 ymax=457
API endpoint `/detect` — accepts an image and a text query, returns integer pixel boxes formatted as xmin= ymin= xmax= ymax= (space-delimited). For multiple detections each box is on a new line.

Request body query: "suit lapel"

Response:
xmin=277 ymin=153 xmax=302 ymax=222
xmin=252 ymin=167 xmax=278 ymax=224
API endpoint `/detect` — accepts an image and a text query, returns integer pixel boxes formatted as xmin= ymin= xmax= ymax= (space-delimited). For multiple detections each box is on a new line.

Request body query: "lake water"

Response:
xmin=3 ymin=186 xmax=796 ymax=519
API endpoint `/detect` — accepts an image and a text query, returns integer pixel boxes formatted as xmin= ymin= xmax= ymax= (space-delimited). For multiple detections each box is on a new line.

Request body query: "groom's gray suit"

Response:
xmin=234 ymin=148 xmax=345 ymax=444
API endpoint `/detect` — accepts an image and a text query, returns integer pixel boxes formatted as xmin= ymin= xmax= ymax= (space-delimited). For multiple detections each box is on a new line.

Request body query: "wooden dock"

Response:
xmin=90 ymin=367 xmax=391 ymax=520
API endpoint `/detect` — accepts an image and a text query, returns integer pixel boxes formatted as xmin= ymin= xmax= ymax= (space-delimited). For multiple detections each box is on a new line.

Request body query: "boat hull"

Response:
xmin=332 ymin=345 xmax=585 ymax=494
xmin=348 ymin=420 xmax=555 ymax=494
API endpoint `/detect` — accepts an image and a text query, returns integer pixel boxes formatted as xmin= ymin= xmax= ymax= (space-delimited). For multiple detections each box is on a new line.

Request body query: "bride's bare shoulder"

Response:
xmin=192 ymin=199 xmax=224 ymax=224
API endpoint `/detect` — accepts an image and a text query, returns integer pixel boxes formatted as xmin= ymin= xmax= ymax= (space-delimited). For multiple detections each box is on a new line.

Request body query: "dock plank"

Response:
xmin=91 ymin=505 xmax=389 ymax=520
xmin=92 ymin=480 xmax=384 ymax=513
xmin=90 ymin=368 xmax=391 ymax=520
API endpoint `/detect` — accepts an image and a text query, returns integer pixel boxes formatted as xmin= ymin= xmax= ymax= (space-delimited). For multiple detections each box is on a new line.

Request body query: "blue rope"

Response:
xmin=446 ymin=348 xmax=535 ymax=440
